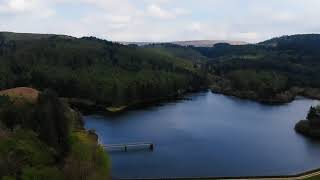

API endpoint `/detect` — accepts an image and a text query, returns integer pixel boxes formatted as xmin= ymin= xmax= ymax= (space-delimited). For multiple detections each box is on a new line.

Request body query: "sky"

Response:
xmin=0 ymin=0 xmax=320 ymax=43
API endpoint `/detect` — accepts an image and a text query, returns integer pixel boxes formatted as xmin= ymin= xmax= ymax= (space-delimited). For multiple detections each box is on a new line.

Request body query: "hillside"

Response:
xmin=0 ymin=31 xmax=74 ymax=41
xmin=260 ymin=34 xmax=320 ymax=48
xmin=1 ymin=32 xmax=320 ymax=106
xmin=192 ymin=34 xmax=320 ymax=103
xmin=0 ymin=32 xmax=207 ymax=111
xmin=0 ymin=88 xmax=111 ymax=180
xmin=142 ymin=43 xmax=210 ymax=63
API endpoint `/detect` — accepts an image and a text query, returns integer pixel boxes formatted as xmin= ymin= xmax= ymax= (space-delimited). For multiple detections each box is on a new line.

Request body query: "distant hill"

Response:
xmin=120 ymin=40 xmax=248 ymax=47
xmin=172 ymin=40 xmax=248 ymax=47
xmin=0 ymin=31 xmax=74 ymax=41
xmin=260 ymin=34 xmax=320 ymax=48
xmin=1 ymin=32 xmax=247 ymax=47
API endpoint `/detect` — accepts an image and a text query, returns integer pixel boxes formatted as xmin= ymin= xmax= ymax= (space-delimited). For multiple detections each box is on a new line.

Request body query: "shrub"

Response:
xmin=21 ymin=166 xmax=64 ymax=180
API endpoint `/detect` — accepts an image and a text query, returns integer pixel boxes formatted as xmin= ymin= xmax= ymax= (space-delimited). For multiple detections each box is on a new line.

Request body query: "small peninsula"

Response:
xmin=295 ymin=105 xmax=320 ymax=138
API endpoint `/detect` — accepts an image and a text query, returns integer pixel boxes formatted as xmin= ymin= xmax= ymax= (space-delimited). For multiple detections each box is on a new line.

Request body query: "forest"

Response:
xmin=1 ymin=32 xmax=320 ymax=179
xmin=204 ymin=35 xmax=320 ymax=102
xmin=1 ymin=32 xmax=320 ymax=106
xmin=144 ymin=34 xmax=320 ymax=103
xmin=0 ymin=32 xmax=207 ymax=110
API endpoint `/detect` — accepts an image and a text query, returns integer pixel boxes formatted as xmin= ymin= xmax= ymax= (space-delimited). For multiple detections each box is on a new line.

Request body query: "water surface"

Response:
xmin=84 ymin=91 xmax=320 ymax=178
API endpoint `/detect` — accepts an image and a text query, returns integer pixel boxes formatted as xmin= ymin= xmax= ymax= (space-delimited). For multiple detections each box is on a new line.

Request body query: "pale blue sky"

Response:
xmin=1 ymin=0 xmax=320 ymax=43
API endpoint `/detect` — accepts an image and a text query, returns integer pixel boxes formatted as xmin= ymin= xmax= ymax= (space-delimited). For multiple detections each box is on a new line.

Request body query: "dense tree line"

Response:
xmin=0 ymin=32 xmax=207 ymax=107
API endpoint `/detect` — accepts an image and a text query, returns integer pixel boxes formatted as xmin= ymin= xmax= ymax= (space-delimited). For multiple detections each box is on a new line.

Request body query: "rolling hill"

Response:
xmin=119 ymin=40 xmax=248 ymax=47
xmin=0 ymin=32 xmax=207 ymax=108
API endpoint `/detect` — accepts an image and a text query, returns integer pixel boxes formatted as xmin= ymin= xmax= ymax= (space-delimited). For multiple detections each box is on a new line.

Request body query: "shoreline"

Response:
xmin=64 ymin=88 xmax=320 ymax=115
xmin=63 ymin=88 xmax=207 ymax=115
xmin=113 ymin=167 xmax=320 ymax=179
xmin=211 ymin=87 xmax=320 ymax=105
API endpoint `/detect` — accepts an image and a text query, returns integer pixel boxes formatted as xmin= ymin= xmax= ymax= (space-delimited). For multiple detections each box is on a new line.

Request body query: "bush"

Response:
xmin=0 ymin=129 xmax=56 ymax=178
xmin=63 ymin=131 xmax=110 ymax=180
xmin=21 ymin=166 xmax=64 ymax=180
xmin=295 ymin=120 xmax=309 ymax=134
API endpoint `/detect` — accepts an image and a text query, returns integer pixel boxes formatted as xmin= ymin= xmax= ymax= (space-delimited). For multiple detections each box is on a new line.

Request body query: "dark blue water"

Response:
xmin=84 ymin=91 xmax=320 ymax=178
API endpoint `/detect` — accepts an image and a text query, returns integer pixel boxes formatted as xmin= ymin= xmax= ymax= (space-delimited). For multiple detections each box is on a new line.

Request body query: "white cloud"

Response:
xmin=8 ymin=0 xmax=28 ymax=11
xmin=234 ymin=32 xmax=259 ymax=41
xmin=145 ymin=3 xmax=189 ymax=20
xmin=1 ymin=0 xmax=320 ymax=42
xmin=147 ymin=4 xmax=175 ymax=19
xmin=173 ymin=8 xmax=189 ymax=16
xmin=0 ymin=0 xmax=54 ymax=17
xmin=189 ymin=22 xmax=202 ymax=32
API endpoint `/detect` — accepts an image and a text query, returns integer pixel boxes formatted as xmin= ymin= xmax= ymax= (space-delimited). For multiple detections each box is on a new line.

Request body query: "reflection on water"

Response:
xmin=84 ymin=91 xmax=320 ymax=178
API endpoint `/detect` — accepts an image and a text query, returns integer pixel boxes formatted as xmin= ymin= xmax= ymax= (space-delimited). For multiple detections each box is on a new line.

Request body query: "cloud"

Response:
xmin=0 ymin=0 xmax=35 ymax=13
xmin=1 ymin=0 xmax=320 ymax=42
xmin=8 ymin=0 xmax=28 ymax=11
xmin=147 ymin=4 xmax=175 ymax=19
xmin=146 ymin=4 xmax=188 ymax=20
xmin=0 ymin=0 xmax=54 ymax=17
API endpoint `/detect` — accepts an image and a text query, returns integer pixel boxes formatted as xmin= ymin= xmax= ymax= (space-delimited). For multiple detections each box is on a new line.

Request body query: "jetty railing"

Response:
xmin=103 ymin=142 xmax=154 ymax=152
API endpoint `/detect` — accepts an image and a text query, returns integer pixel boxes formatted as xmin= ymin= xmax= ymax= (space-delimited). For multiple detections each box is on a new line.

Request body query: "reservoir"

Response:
xmin=84 ymin=91 xmax=320 ymax=179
